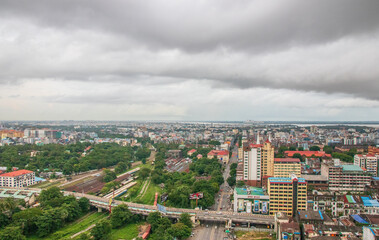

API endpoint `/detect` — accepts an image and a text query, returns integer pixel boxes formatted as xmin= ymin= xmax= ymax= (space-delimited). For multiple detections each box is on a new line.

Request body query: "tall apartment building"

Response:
xmin=262 ymin=140 xmax=275 ymax=177
xmin=242 ymin=143 xmax=263 ymax=186
xmin=241 ymin=139 xmax=275 ymax=187
xmin=268 ymin=174 xmax=307 ymax=216
xmin=354 ymin=154 xmax=379 ymax=176
xmin=0 ymin=170 xmax=35 ymax=187
xmin=274 ymin=158 xmax=301 ymax=178
xmin=321 ymin=163 xmax=371 ymax=192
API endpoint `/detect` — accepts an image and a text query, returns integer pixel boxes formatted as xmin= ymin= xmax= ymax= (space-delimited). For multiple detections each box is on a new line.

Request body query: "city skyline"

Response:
xmin=0 ymin=0 xmax=379 ymax=121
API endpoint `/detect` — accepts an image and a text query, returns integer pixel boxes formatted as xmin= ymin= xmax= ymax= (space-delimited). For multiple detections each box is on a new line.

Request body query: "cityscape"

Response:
xmin=1 ymin=1 xmax=379 ymax=240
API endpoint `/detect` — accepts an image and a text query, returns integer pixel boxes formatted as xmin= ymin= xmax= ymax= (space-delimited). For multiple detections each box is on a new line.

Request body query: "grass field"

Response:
xmin=108 ymin=223 xmax=141 ymax=240
xmin=27 ymin=211 xmax=108 ymax=240
xmin=138 ymin=183 xmax=162 ymax=205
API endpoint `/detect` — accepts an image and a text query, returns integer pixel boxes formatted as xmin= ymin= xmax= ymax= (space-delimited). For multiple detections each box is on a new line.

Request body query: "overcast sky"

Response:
xmin=0 ymin=0 xmax=379 ymax=121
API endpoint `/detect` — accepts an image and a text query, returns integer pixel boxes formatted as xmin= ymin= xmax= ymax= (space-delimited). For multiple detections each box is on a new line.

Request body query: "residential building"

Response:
xmin=242 ymin=143 xmax=263 ymax=186
xmin=233 ymin=187 xmax=269 ymax=214
xmin=268 ymin=174 xmax=307 ymax=216
xmin=167 ymin=150 xmax=182 ymax=158
xmin=274 ymin=158 xmax=301 ymax=178
xmin=321 ymin=163 xmax=371 ymax=192
xmin=0 ymin=170 xmax=35 ymax=187
xmin=187 ymin=149 xmax=196 ymax=156
xmin=262 ymin=140 xmax=275 ymax=178
xmin=354 ymin=154 xmax=379 ymax=176
xmin=302 ymin=175 xmax=328 ymax=190
xmin=279 ymin=221 xmax=300 ymax=240
xmin=207 ymin=150 xmax=229 ymax=163
xmin=363 ymin=226 xmax=379 ymax=240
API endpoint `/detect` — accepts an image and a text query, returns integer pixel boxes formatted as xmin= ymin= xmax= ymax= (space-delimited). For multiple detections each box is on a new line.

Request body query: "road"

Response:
xmin=212 ymin=145 xmax=238 ymax=212
xmin=193 ymin=222 xmax=228 ymax=240
xmin=196 ymin=144 xmax=239 ymax=239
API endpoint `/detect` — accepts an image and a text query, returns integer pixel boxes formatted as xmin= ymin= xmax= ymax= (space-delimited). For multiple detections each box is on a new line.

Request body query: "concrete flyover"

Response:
xmin=64 ymin=191 xmax=274 ymax=225
xmin=1 ymin=188 xmax=274 ymax=225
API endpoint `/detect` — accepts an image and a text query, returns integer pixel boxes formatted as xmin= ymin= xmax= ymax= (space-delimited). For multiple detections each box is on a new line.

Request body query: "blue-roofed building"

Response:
xmin=268 ymin=174 xmax=307 ymax=216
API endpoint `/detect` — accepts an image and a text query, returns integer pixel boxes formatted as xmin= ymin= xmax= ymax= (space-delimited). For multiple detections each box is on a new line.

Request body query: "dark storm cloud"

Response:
xmin=1 ymin=0 xmax=379 ymax=51
xmin=0 ymin=0 xmax=379 ymax=102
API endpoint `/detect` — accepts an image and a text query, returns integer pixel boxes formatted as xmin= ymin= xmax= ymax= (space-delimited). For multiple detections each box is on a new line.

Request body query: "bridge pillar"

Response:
xmin=248 ymin=222 xmax=250 ymax=228
xmin=98 ymin=207 xmax=102 ymax=213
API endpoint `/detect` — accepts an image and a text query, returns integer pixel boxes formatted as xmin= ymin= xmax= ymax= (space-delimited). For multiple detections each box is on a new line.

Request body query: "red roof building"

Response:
xmin=0 ymin=169 xmax=35 ymax=187
xmin=0 ymin=169 xmax=33 ymax=177
xmin=207 ymin=150 xmax=230 ymax=163
xmin=285 ymin=151 xmax=331 ymax=158
xmin=187 ymin=149 xmax=197 ymax=156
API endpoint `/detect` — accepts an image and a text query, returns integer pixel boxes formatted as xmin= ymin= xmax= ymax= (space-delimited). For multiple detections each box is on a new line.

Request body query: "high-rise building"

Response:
xmin=242 ymin=143 xmax=263 ymax=186
xmin=274 ymin=158 xmax=301 ymax=178
xmin=268 ymin=174 xmax=307 ymax=216
xmin=262 ymin=140 xmax=275 ymax=178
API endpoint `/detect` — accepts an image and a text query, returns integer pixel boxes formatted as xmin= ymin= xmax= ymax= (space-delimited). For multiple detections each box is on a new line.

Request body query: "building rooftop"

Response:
xmin=268 ymin=176 xmax=306 ymax=184
xmin=0 ymin=170 xmax=33 ymax=177
xmin=235 ymin=187 xmax=265 ymax=196
xmin=274 ymin=158 xmax=300 ymax=163
xmin=302 ymin=174 xmax=328 ymax=182
xmin=342 ymin=165 xmax=363 ymax=172
xmin=298 ymin=210 xmax=333 ymax=223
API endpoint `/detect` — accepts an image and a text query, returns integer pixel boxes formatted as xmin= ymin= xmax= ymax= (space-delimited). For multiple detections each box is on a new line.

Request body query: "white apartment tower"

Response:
xmin=243 ymin=143 xmax=263 ymax=187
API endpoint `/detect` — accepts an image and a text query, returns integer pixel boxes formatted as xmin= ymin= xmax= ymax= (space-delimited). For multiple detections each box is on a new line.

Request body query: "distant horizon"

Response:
xmin=1 ymin=120 xmax=379 ymax=124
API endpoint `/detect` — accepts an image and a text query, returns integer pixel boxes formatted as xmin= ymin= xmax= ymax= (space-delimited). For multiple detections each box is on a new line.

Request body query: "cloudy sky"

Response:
xmin=0 ymin=0 xmax=379 ymax=121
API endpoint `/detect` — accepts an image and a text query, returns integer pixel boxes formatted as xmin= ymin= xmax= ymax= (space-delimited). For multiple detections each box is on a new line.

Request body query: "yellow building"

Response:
xmin=268 ymin=175 xmax=307 ymax=216
xmin=274 ymin=158 xmax=301 ymax=178
xmin=238 ymin=147 xmax=243 ymax=161
xmin=0 ymin=130 xmax=24 ymax=139
xmin=261 ymin=140 xmax=275 ymax=177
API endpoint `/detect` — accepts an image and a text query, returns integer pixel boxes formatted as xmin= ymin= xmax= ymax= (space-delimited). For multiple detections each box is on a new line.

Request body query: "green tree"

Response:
xmin=227 ymin=176 xmax=236 ymax=187
xmin=147 ymin=212 xmax=162 ymax=231
xmin=115 ymin=162 xmax=127 ymax=174
xmin=0 ymin=213 xmax=9 ymax=229
xmin=77 ymin=232 xmax=91 ymax=240
xmin=292 ymin=153 xmax=303 ymax=162
xmin=102 ymin=169 xmax=117 ymax=183
xmin=179 ymin=213 xmax=193 ymax=229
xmin=236 ymin=180 xmax=245 ymax=187
xmin=0 ymin=226 xmax=25 ymax=240
xmin=12 ymin=208 xmax=43 ymax=236
xmin=110 ymin=205 xmax=132 ymax=228
xmin=78 ymin=197 xmax=90 ymax=213
xmin=138 ymin=167 xmax=151 ymax=180
xmin=91 ymin=219 xmax=111 ymax=240
xmin=168 ymin=223 xmax=191 ymax=240
xmin=323 ymin=146 xmax=333 ymax=154
xmin=38 ymin=187 xmax=64 ymax=208
xmin=310 ymin=146 xmax=321 ymax=151
xmin=35 ymin=208 xmax=66 ymax=237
